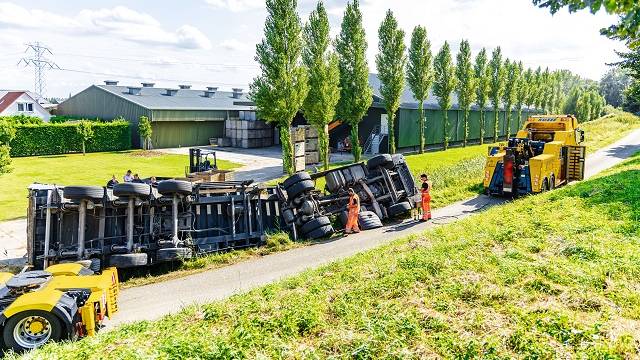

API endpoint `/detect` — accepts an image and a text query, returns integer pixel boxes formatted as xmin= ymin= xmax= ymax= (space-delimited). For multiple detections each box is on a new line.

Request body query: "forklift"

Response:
xmin=187 ymin=148 xmax=218 ymax=174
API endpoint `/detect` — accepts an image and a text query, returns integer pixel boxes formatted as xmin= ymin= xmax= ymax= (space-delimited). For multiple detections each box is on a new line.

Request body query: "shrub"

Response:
xmin=0 ymin=145 xmax=10 ymax=174
xmin=9 ymin=121 xmax=131 ymax=157
xmin=50 ymin=115 xmax=102 ymax=124
xmin=0 ymin=114 xmax=43 ymax=125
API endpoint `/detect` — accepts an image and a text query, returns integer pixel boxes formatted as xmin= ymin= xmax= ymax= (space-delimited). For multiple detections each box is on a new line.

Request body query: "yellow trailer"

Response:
xmin=484 ymin=115 xmax=586 ymax=196
xmin=0 ymin=264 xmax=118 ymax=352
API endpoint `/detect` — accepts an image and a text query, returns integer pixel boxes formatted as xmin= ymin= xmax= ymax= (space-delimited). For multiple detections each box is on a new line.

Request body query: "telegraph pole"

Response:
xmin=18 ymin=42 xmax=60 ymax=99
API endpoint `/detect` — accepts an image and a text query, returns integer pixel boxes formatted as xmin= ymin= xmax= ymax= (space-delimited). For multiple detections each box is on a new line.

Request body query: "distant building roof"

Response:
xmin=0 ymin=91 xmax=26 ymax=113
xmin=95 ymin=85 xmax=255 ymax=111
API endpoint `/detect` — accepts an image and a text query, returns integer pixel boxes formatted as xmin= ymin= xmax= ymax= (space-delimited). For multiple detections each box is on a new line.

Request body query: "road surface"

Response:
xmin=109 ymin=128 xmax=640 ymax=327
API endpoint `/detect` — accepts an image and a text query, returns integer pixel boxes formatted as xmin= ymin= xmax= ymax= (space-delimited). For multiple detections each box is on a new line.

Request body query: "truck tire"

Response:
xmin=157 ymin=180 xmax=193 ymax=196
xmin=541 ymin=178 xmax=549 ymax=192
xmin=3 ymin=310 xmax=63 ymax=352
xmin=305 ymin=224 xmax=334 ymax=240
xmin=387 ymin=201 xmax=412 ymax=218
xmin=282 ymin=209 xmax=295 ymax=224
xmin=108 ymin=253 xmax=148 ymax=268
xmin=300 ymin=200 xmax=315 ymax=216
xmin=367 ymin=154 xmax=394 ymax=170
xmin=300 ymin=216 xmax=331 ymax=235
xmin=325 ymin=170 xmax=346 ymax=193
xmin=392 ymin=154 xmax=406 ymax=166
xmin=339 ymin=211 xmax=348 ymax=227
xmin=358 ymin=211 xmax=383 ymax=230
xmin=156 ymin=248 xmax=192 ymax=262
xmin=63 ymin=186 xmax=104 ymax=202
xmin=286 ymin=180 xmax=315 ymax=201
xmin=282 ymin=172 xmax=311 ymax=190
xmin=550 ymin=175 xmax=555 ymax=190
xmin=113 ymin=183 xmax=152 ymax=199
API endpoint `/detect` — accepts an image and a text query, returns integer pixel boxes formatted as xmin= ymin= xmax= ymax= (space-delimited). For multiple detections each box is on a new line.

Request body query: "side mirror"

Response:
xmin=579 ymin=130 xmax=585 ymax=143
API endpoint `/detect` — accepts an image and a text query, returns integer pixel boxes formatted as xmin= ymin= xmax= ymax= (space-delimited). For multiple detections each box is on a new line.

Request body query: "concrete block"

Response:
xmin=294 ymin=142 xmax=305 ymax=157
xmin=305 ymin=138 xmax=318 ymax=151
xmin=305 ymin=152 xmax=319 ymax=164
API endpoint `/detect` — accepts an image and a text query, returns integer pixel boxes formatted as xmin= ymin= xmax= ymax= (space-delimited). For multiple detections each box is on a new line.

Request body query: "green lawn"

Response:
xmin=17 ymin=149 xmax=640 ymax=359
xmin=0 ymin=151 xmax=241 ymax=221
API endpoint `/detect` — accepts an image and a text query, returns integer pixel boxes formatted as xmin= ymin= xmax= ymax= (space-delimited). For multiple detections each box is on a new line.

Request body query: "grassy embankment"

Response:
xmin=0 ymin=151 xmax=241 ymax=221
xmin=121 ymin=112 xmax=640 ymax=287
xmin=18 ymin=142 xmax=640 ymax=359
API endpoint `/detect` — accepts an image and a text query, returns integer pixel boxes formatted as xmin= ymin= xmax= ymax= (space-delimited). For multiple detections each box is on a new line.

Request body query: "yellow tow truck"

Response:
xmin=0 ymin=264 xmax=118 ymax=352
xmin=484 ymin=114 xmax=586 ymax=196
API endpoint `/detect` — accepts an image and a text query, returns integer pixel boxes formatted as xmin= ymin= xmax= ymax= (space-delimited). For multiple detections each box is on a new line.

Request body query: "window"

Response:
xmin=17 ymin=103 xmax=24 ymax=111
xmin=27 ymin=103 xmax=33 ymax=112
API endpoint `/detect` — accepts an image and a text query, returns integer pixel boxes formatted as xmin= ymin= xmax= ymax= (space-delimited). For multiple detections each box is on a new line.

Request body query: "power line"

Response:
xmin=18 ymin=42 xmax=60 ymax=98
xmin=55 ymin=67 xmax=250 ymax=87
xmin=55 ymin=52 xmax=259 ymax=68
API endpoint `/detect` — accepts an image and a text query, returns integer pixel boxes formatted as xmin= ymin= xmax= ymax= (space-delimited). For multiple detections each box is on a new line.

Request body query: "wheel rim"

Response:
xmin=13 ymin=315 xmax=53 ymax=349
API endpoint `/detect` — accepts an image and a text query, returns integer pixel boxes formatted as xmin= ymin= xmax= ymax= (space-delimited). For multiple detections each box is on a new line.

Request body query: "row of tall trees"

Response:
xmin=250 ymin=0 xmax=597 ymax=174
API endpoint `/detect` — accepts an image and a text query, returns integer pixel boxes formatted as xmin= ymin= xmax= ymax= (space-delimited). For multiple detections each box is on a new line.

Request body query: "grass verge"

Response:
xmin=0 ymin=151 xmax=241 ymax=221
xmin=15 ymin=150 xmax=640 ymax=359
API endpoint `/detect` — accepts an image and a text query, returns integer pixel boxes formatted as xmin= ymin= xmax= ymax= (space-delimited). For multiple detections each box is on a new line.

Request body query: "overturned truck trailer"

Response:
xmin=27 ymin=154 xmax=418 ymax=270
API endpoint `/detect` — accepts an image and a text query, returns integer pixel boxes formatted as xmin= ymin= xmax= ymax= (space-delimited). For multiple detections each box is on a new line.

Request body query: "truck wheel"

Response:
xmin=113 ymin=183 xmax=152 ymax=199
xmin=541 ymin=178 xmax=549 ymax=192
xmin=325 ymin=170 xmax=346 ymax=193
xmin=157 ymin=180 xmax=193 ymax=196
xmin=305 ymin=225 xmax=334 ymax=240
xmin=108 ymin=253 xmax=148 ymax=268
xmin=391 ymin=154 xmax=406 ymax=166
xmin=300 ymin=216 xmax=331 ymax=235
xmin=387 ymin=202 xmax=412 ymax=218
xmin=358 ymin=211 xmax=383 ymax=230
xmin=367 ymin=154 xmax=394 ymax=170
xmin=282 ymin=172 xmax=311 ymax=190
xmin=550 ymin=175 xmax=555 ymax=190
xmin=3 ymin=310 xmax=63 ymax=352
xmin=286 ymin=180 xmax=315 ymax=201
xmin=338 ymin=211 xmax=349 ymax=227
xmin=282 ymin=209 xmax=295 ymax=224
xmin=156 ymin=248 xmax=192 ymax=262
xmin=63 ymin=186 xmax=104 ymax=202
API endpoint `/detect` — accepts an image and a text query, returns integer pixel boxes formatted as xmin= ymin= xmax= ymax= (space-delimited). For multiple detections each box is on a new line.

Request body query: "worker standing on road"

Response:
xmin=345 ymin=188 xmax=361 ymax=234
xmin=420 ymin=174 xmax=432 ymax=221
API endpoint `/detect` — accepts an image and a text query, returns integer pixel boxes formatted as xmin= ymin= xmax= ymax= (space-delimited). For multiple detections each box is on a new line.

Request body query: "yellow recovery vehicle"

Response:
xmin=0 ymin=264 xmax=118 ymax=352
xmin=484 ymin=115 xmax=586 ymax=196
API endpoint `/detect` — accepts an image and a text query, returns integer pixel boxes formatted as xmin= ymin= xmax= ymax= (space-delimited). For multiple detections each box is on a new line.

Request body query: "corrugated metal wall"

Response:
xmin=152 ymin=110 xmax=227 ymax=122
xmin=152 ymin=121 xmax=224 ymax=148
xmin=397 ymin=108 xmax=539 ymax=149
xmin=57 ymin=86 xmax=151 ymax=148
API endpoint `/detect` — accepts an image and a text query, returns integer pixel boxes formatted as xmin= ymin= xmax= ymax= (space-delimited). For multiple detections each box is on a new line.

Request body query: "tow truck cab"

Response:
xmin=484 ymin=115 xmax=586 ymax=196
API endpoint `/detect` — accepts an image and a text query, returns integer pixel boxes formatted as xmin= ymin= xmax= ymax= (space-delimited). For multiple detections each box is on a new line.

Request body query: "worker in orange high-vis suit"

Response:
xmin=345 ymin=188 xmax=361 ymax=234
xmin=420 ymin=174 xmax=432 ymax=221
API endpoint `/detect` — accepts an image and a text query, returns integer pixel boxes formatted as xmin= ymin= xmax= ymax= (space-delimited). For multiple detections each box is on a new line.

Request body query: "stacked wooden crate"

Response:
xmin=223 ymin=119 xmax=274 ymax=148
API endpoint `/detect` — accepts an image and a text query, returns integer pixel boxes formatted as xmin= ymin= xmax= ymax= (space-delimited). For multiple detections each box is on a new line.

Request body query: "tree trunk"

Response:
xmin=443 ymin=110 xmax=449 ymax=150
xmin=388 ymin=110 xmax=396 ymax=154
xmin=493 ymin=106 xmax=499 ymax=143
xmin=505 ymin=105 xmax=511 ymax=140
xmin=316 ymin=124 xmax=329 ymax=171
xmin=463 ymin=108 xmax=469 ymax=147
xmin=279 ymin=125 xmax=294 ymax=175
xmin=517 ymin=106 xmax=523 ymax=128
xmin=350 ymin=124 xmax=361 ymax=162
xmin=82 ymin=141 xmax=86 ymax=156
xmin=479 ymin=108 xmax=484 ymax=145
xmin=418 ymin=100 xmax=425 ymax=154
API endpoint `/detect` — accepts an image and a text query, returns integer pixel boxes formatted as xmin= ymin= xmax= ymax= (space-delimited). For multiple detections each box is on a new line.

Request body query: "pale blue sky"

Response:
xmin=1 ymin=0 xmax=625 ymax=98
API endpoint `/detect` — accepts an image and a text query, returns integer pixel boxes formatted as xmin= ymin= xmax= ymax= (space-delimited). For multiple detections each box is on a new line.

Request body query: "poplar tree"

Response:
xmin=514 ymin=61 xmax=527 ymax=126
xmin=523 ymin=67 xmax=535 ymax=112
xmin=302 ymin=1 xmax=340 ymax=170
xmin=406 ymin=26 xmax=433 ymax=154
xmin=533 ymin=67 xmax=543 ymax=111
xmin=336 ymin=0 xmax=372 ymax=162
xmin=433 ymin=42 xmax=456 ymax=150
xmin=474 ymin=48 xmax=490 ymax=145
xmin=250 ymin=0 xmax=308 ymax=174
xmin=541 ymin=68 xmax=551 ymax=113
xmin=502 ymin=59 xmax=518 ymax=139
xmin=488 ymin=47 xmax=505 ymax=142
xmin=375 ymin=10 xmax=406 ymax=154
xmin=455 ymin=39 xmax=477 ymax=147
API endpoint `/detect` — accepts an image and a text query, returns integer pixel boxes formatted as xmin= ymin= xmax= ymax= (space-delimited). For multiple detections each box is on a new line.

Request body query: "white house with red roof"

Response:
xmin=0 ymin=91 xmax=51 ymax=121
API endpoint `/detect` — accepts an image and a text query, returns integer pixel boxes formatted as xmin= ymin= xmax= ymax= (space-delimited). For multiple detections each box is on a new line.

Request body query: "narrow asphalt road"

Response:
xmin=109 ymin=129 xmax=640 ymax=327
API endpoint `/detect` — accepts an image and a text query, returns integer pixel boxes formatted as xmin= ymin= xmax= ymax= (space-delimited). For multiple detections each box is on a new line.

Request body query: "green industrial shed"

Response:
xmin=325 ymin=74 xmax=540 ymax=153
xmin=57 ymin=82 xmax=256 ymax=148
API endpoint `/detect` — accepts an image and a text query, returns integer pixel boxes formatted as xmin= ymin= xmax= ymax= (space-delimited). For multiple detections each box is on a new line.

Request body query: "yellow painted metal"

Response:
xmin=0 ymin=272 xmax=14 ymax=286
xmin=45 ymin=263 xmax=85 ymax=277
xmin=2 ymin=290 xmax=62 ymax=318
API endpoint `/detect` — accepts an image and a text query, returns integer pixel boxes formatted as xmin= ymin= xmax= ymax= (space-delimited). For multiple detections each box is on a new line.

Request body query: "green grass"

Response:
xmin=579 ymin=111 xmax=640 ymax=153
xmin=0 ymin=151 xmax=241 ymax=221
xmin=17 ymin=150 xmax=640 ymax=359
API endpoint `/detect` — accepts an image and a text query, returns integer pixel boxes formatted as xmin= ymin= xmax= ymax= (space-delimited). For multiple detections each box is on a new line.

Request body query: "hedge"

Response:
xmin=9 ymin=121 xmax=131 ymax=157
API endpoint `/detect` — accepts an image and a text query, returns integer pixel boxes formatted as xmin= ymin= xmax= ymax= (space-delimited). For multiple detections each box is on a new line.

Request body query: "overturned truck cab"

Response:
xmin=26 ymin=154 xmax=418 ymax=271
